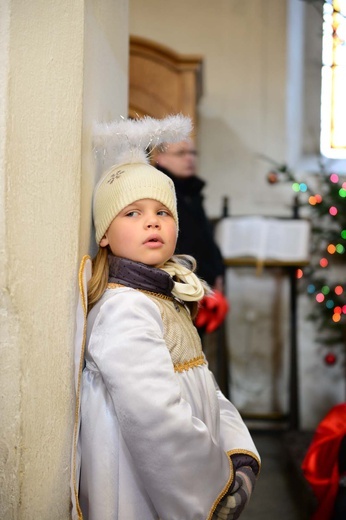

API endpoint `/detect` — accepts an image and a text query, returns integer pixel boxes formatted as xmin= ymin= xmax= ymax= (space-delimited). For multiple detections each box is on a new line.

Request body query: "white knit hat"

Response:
xmin=93 ymin=115 xmax=192 ymax=244
xmin=94 ymin=161 xmax=178 ymax=244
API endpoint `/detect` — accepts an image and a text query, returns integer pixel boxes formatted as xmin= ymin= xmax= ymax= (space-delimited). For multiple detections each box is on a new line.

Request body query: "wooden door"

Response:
xmin=129 ymin=36 xmax=203 ymax=133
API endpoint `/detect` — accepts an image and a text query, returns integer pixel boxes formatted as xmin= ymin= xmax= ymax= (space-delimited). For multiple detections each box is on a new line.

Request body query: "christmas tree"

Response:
xmin=267 ymin=164 xmax=346 ymax=367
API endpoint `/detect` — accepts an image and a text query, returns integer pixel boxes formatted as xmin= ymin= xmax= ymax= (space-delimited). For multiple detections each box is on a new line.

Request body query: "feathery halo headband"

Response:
xmin=92 ymin=114 xmax=193 ymax=243
xmin=93 ymin=114 xmax=193 ymax=180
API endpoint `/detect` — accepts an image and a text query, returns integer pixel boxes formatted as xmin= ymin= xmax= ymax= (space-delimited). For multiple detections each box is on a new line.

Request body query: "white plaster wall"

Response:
xmin=130 ymin=0 xmax=293 ymax=219
xmin=130 ymin=0 xmax=345 ymax=429
xmin=82 ymin=0 xmax=129 ymax=257
xmin=0 ymin=1 xmax=21 ymax=516
xmin=0 ymin=1 xmax=128 ymax=518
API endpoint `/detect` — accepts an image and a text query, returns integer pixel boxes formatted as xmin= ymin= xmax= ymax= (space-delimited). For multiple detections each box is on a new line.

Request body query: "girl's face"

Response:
xmin=100 ymin=198 xmax=177 ymax=267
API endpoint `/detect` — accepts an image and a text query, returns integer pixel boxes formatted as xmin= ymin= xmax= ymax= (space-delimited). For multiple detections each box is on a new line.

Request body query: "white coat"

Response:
xmin=71 ymin=258 xmax=260 ymax=520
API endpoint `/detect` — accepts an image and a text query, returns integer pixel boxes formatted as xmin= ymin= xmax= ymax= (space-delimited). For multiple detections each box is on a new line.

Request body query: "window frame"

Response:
xmin=287 ymin=0 xmax=346 ymax=174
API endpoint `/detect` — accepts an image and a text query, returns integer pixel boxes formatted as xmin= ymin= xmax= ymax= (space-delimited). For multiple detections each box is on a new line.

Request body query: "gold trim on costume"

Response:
xmin=72 ymin=255 xmax=91 ymax=520
xmin=107 ymin=282 xmax=123 ymax=290
xmin=107 ymin=282 xmax=174 ymax=301
xmin=207 ymin=454 xmax=234 ymax=520
xmin=207 ymin=449 xmax=261 ymax=518
xmin=79 ymin=256 xmax=90 ymax=316
xmin=226 ymin=449 xmax=261 ymax=474
xmin=174 ymin=356 xmax=206 ymax=373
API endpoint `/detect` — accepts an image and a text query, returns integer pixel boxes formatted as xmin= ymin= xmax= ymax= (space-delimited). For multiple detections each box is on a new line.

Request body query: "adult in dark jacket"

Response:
xmin=154 ymin=139 xmax=225 ymax=292
xmin=154 ymin=140 xmax=229 ymax=396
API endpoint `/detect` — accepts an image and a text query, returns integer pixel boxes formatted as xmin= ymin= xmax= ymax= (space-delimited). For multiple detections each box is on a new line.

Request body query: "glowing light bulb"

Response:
xmin=299 ymin=183 xmax=307 ymax=192
xmin=341 ymin=230 xmax=346 ymax=239
xmin=329 ymin=206 xmax=338 ymax=216
xmin=335 ymin=285 xmax=343 ymax=295
xmin=326 ymin=300 xmax=334 ymax=309
xmin=332 ymin=313 xmax=341 ymax=323
xmin=339 ymin=188 xmax=346 ymax=198
xmin=324 ymin=353 xmax=337 ymax=365
xmin=315 ymin=194 xmax=322 ymax=203
xmin=292 ymin=183 xmax=300 ymax=192
xmin=330 ymin=173 xmax=339 ymax=183
xmin=327 ymin=244 xmax=336 ymax=254
xmin=322 ymin=285 xmax=330 ymax=295
xmin=309 ymin=196 xmax=316 ymax=205
xmin=320 ymin=258 xmax=328 ymax=268
xmin=316 ymin=293 xmax=325 ymax=303
xmin=296 ymin=269 xmax=303 ymax=279
xmin=307 ymin=284 xmax=315 ymax=294
xmin=336 ymin=244 xmax=345 ymax=254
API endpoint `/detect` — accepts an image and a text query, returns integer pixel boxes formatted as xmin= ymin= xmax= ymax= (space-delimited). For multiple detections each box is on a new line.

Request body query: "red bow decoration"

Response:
xmin=195 ymin=290 xmax=229 ymax=333
xmin=302 ymin=403 xmax=346 ymax=520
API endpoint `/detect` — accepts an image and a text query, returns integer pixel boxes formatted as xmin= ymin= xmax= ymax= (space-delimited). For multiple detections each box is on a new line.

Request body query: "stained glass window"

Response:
xmin=321 ymin=0 xmax=346 ymax=157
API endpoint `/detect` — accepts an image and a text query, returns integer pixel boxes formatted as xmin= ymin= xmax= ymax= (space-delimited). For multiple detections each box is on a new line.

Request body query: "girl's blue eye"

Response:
xmin=157 ymin=210 xmax=170 ymax=216
xmin=126 ymin=211 xmax=139 ymax=217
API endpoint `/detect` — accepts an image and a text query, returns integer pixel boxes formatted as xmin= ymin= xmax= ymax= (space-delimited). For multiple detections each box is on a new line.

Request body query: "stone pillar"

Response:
xmin=0 ymin=1 xmax=128 ymax=518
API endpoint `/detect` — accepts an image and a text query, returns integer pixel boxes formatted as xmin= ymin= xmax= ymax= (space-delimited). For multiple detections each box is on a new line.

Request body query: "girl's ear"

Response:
xmin=100 ymin=235 xmax=109 ymax=247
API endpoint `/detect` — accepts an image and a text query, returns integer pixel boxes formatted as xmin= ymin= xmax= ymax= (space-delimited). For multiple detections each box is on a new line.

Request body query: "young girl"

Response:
xmin=71 ymin=116 xmax=260 ymax=520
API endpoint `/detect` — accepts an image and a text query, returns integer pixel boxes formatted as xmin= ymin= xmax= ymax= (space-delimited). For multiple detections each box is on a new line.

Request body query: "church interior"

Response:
xmin=129 ymin=1 xmax=346 ymax=517
xmin=1 ymin=0 xmax=345 ymax=518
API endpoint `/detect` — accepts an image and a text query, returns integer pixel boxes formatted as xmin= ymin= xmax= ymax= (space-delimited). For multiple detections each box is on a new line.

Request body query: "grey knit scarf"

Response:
xmin=108 ymin=255 xmax=174 ymax=297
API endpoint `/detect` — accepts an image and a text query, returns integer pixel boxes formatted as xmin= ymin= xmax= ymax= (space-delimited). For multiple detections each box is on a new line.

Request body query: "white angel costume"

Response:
xmin=71 ymin=255 xmax=260 ymax=520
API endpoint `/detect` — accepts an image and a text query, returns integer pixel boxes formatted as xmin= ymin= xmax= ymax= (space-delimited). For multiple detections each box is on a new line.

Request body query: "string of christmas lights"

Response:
xmin=267 ymin=165 xmax=346 ymax=366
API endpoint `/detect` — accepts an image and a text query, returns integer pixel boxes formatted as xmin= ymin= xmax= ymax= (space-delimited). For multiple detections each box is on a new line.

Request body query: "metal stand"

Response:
xmin=288 ymin=195 xmax=300 ymax=430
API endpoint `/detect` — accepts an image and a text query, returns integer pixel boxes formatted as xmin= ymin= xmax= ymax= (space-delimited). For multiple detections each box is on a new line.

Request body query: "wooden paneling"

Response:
xmin=129 ymin=36 xmax=203 ymax=133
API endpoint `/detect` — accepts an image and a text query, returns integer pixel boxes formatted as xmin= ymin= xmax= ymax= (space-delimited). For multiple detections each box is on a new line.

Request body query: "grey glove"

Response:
xmin=212 ymin=466 xmax=256 ymax=520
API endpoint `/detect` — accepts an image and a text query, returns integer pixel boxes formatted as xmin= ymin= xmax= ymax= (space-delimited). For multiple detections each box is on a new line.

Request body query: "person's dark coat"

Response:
xmin=158 ymin=166 xmax=225 ymax=287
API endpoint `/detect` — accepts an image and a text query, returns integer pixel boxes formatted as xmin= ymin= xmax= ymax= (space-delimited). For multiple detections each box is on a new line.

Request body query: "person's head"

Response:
xmin=155 ymin=139 xmax=197 ymax=178
xmin=99 ymin=197 xmax=177 ymax=267
xmin=88 ymin=162 xmax=179 ymax=307
xmin=88 ymin=114 xmax=194 ymax=308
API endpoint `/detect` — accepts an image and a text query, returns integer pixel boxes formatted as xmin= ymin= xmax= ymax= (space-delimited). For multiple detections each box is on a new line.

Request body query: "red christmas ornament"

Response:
xmin=267 ymin=171 xmax=279 ymax=184
xmin=324 ymin=353 xmax=337 ymax=366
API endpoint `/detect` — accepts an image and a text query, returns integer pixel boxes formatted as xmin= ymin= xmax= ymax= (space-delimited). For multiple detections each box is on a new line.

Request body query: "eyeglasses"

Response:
xmin=164 ymin=150 xmax=198 ymax=158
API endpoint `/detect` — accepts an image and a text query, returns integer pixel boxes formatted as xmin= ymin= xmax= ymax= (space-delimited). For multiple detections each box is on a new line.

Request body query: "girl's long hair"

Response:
xmin=87 ymin=247 xmax=109 ymax=311
xmin=87 ymin=249 xmax=208 ymax=317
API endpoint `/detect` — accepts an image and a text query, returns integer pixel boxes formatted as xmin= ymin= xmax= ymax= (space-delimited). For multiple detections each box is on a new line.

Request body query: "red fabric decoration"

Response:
xmin=302 ymin=403 xmax=346 ymax=520
xmin=195 ymin=290 xmax=229 ymax=333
